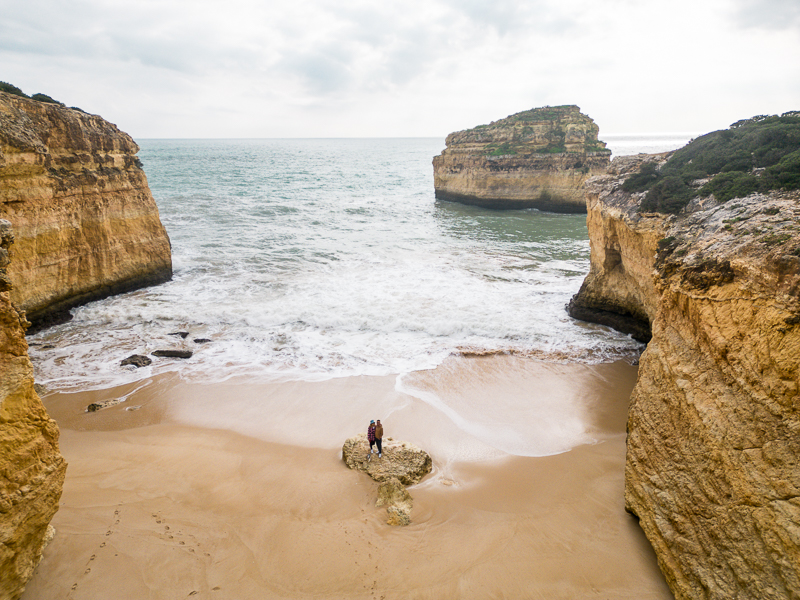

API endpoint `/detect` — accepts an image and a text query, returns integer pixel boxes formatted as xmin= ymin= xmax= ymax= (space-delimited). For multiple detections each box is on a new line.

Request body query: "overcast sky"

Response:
xmin=1 ymin=0 xmax=798 ymax=138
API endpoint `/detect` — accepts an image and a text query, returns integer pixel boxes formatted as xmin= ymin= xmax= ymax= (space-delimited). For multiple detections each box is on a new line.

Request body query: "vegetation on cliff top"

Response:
xmin=0 ymin=81 xmax=86 ymax=112
xmin=458 ymin=105 xmax=611 ymax=157
xmin=624 ymin=112 xmax=800 ymax=213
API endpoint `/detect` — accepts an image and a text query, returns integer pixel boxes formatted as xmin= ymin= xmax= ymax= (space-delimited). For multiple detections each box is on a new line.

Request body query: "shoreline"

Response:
xmin=24 ymin=355 xmax=674 ymax=599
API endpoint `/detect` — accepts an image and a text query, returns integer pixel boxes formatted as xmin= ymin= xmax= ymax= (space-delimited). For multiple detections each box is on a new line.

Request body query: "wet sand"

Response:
xmin=23 ymin=356 xmax=673 ymax=599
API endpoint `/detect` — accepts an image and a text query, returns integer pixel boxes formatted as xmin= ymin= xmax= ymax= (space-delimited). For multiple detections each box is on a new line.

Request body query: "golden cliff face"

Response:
xmin=0 ymin=92 xmax=172 ymax=327
xmin=567 ymin=154 xmax=673 ymax=341
xmin=432 ymin=105 xmax=611 ymax=213
xmin=0 ymin=220 xmax=67 ymax=600
xmin=571 ymin=155 xmax=800 ymax=599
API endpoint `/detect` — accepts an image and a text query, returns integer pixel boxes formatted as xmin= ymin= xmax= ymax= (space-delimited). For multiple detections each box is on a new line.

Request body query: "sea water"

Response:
xmin=28 ymin=134 xmax=692 ymax=392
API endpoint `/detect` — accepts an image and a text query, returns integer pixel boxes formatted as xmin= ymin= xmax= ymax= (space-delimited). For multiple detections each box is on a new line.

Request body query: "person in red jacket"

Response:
xmin=367 ymin=420 xmax=377 ymax=459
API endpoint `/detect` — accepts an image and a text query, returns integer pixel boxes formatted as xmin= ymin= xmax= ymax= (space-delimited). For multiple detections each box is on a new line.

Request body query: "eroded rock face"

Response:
xmin=0 ymin=92 xmax=172 ymax=328
xmin=567 ymin=154 xmax=673 ymax=341
xmin=432 ymin=105 xmax=611 ymax=212
xmin=570 ymin=157 xmax=800 ymax=599
xmin=0 ymin=220 xmax=67 ymax=599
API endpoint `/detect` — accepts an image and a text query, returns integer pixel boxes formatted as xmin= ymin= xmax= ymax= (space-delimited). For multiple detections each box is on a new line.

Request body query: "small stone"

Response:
xmin=121 ymin=354 xmax=152 ymax=368
xmin=152 ymin=350 xmax=193 ymax=359
xmin=193 ymin=338 xmax=212 ymax=344
xmin=169 ymin=331 xmax=189 ymax=339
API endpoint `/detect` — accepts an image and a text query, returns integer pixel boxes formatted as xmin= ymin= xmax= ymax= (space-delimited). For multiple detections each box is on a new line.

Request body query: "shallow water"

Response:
xmin=28 ymin=135 xmax=690 ymax=391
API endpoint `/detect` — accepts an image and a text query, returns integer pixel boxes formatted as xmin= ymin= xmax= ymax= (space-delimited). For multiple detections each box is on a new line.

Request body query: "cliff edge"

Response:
xmin=0 ymin=220 xmax=67 ymax=599
xmin=432 ymin=105 xmax=611 ymax=212
xmin=570 ymin=138 xmax=800 ymax=598
xmin=0 ymin=91 xmax=172 ymax=328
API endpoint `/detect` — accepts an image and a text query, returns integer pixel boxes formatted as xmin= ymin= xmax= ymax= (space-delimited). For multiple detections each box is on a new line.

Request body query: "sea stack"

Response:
xmin=0 ymin=220 xmax=67 ymax=599
xmin=432 ymin=105 xmax=611 ymax=213
xmin=0 ymin=91 xmax=172 ymax=328
xmin=569 ymin=115 xmax=800 ymax=599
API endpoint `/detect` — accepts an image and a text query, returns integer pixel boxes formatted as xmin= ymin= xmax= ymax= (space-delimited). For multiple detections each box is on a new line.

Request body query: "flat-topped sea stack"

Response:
xmin=433 ymin=105 xmax=611 ymax=213
xmin=569 ymin=113 xmax=800 ymax=599
xmin=0 ymin=91 xmax=172 ymax=328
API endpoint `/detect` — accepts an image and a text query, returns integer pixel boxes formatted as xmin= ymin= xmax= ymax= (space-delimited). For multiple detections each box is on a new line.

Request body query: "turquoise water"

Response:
xmin=29 ymin=136 xmax=689 ymax=390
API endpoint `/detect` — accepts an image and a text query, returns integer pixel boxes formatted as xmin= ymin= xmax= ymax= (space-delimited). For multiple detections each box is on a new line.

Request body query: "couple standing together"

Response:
xmin=367 ymin=419 xmax=383 ymax=458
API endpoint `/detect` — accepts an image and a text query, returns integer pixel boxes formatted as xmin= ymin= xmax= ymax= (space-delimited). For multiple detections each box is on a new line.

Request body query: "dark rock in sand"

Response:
xmin=193 ymin=338 xmax=212 ymax=344
xmin=152 ymin=349 xmax=193 ymax=359
xmin=87 ymin=398 xmax=124 ymax=412
xmin=121 ymin=354 xmax=152 ymax=368
xmin=169 ymin=331 xmax=189 ymax=338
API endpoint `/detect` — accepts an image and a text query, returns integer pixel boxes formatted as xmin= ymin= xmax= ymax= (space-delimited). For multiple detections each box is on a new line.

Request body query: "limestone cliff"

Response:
xmin=0 ymin=92 xmax=172 ymax=328
xmin=432 ymin=105 xmax=611 ymax=212
xmin=567 ymin=153 xmax=673 ymax=341
xmin=0 ymin=220 xmax=67 ymax=600
xmin=570 ymin=156 xmax=800 ymax=599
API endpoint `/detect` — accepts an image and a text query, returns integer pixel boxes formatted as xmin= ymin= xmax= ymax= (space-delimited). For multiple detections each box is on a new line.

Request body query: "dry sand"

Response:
xmin=23 ymin=355 xmax=673 ymax=599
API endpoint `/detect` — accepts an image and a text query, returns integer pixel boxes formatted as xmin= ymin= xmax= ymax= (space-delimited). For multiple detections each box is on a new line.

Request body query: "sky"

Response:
xmin=1 ymin=0 xmax=799 ymax=138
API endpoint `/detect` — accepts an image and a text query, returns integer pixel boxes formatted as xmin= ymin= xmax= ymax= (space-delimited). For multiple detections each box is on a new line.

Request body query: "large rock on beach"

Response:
xmin=570 ymin=150 xmax=800 ymax=599
xmin=0 ymin=220 xmax=67 ymax=599
xmin=432 ymin=105 xmax=611 ymax=212
xmin=0 ymin=91 xmax=172 ymax=329
xmin=342 ymin=434 xmax=432 ymax=486
xmin=342 ymin=434 xmax=431 ymax=527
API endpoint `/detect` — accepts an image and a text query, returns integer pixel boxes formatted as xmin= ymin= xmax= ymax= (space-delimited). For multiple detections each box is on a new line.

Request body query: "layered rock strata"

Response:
xmin=0 ymin=220 xmax=67 ymax=600
xmin=570 ymin=156 xmax=800 ymax=599
xmin=432 ymin=105 xmax=611 ymax=212
xmin=342 ymin=434 xmax=432 ymax=525
xmin=0 ymin=92 xmax=172 ymax=328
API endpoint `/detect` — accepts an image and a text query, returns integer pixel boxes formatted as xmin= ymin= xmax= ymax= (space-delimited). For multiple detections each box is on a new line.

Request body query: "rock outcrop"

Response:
xmin=567 ymin=153 xmax=673 ymax=341
xmin=0 ymin=220 xmax=67 ymax=599
xmin=342 ymin=434 xmax=432 ymax=525
xmin=570 ymin=156 xmax=800 ymax=599
xmin=432 ymin=105 xmax=611 ymax=212
xmin=0 ymin=92 xmax=172 ymax=328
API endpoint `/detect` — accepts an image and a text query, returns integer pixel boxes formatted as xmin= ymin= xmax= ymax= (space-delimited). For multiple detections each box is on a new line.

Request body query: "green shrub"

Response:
xmin=31 ymin=92 xmax=63 ymax=105
xmin=622 ymin=162 xmax=659 ymax=192
xmin=625 ymin=112 xmax=800 ymax=213
xmin=0 ymin=81 xmax=28 ymax=97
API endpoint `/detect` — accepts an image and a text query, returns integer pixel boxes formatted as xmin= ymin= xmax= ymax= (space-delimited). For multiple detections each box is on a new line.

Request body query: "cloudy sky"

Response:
xmin=1 ymin=0 xmax=798 ymax=138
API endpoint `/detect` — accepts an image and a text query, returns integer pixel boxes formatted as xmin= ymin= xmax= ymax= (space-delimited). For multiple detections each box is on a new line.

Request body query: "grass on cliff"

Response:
xmin=0 ymin=81 xmax=66 ymax=106
xmin=623 ymin=112 xmax=800 ymax=213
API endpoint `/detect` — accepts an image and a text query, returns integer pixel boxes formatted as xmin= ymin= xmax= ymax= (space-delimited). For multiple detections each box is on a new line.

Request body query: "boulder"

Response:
xmin=342 ymin=434 xmax=432 ymax=527
xmin=342 ymin=434 xmax=432 ymax=485
xmin=151 ymin=349 xmax=193 ymax=359
xmin=377 ymin=477 xmax=413 ymax=527
xmin=120 ymin=354 xmax=152 ymax=368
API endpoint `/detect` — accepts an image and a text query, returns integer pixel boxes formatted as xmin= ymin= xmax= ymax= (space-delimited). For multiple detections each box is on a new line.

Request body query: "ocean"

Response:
xmin=28 ymin=134 xmax=692 ymax=391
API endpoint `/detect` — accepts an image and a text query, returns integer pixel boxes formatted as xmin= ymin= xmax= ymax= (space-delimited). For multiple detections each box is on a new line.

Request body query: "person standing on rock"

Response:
xmin=367 ymin=420 xmax=377 ymax=459
xmin=375 ymin=420 xmax=384 ymax=458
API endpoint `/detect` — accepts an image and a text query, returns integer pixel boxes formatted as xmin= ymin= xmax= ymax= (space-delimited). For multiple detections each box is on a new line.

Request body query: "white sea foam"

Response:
xmin=26 ymin=137 xmax=672 ymax=392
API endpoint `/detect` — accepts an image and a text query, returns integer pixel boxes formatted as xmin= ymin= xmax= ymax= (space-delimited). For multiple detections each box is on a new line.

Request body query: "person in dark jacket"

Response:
xmin=375 ymin=420 xmax=384 ymax=458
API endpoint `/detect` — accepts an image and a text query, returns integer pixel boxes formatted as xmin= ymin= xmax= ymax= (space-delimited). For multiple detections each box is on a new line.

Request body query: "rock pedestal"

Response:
xmin=342 ymin=434 xmax=432 ymax=525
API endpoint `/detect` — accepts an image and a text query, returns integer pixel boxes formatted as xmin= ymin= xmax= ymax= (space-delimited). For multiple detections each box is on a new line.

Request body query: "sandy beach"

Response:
xmin=23 ymin=355 xmax=673 ymax=599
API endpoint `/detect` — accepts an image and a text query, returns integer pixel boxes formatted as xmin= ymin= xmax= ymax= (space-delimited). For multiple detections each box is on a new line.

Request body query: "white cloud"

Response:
xmin=0 ymin=0 xmax=798 ymax=137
